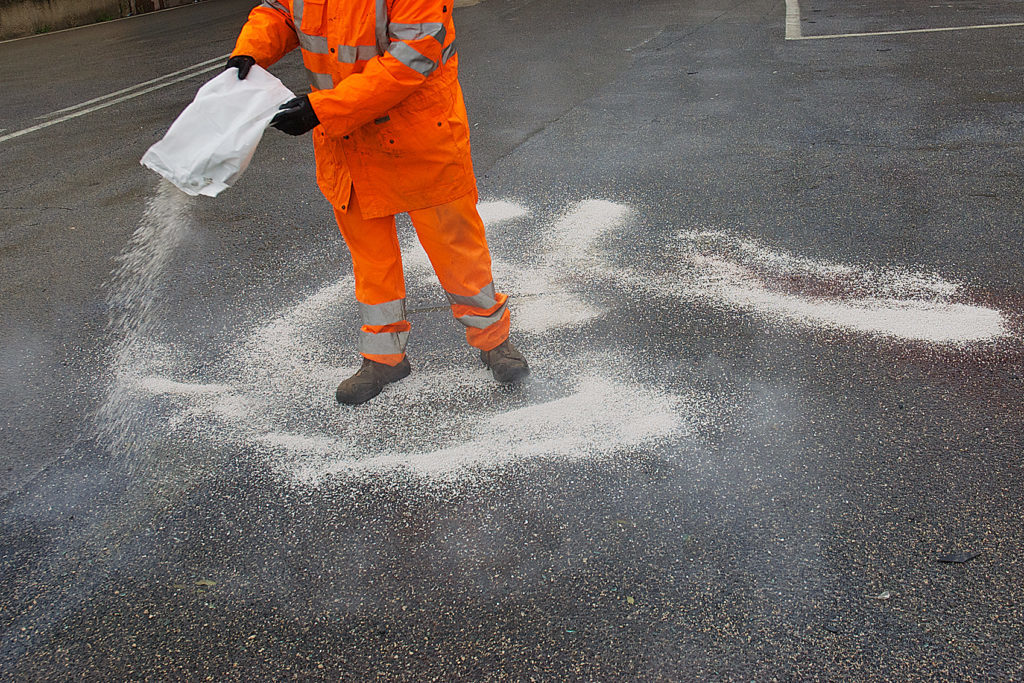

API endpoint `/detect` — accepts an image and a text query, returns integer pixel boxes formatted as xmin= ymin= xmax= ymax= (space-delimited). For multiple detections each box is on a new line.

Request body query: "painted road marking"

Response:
xmin=0 ymin=54 xmax=228 ymax=145
xmin=35 ymin=56 xmax=225 ymax=119
xmin=785 ymin=0 xmax=802 ymax=40
xmin=785 ymin=0 xmax=1024 ymax=40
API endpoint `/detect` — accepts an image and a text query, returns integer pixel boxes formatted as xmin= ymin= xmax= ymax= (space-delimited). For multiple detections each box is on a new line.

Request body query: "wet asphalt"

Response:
xmin=2 ymin=0 xmax=1024 ymax=679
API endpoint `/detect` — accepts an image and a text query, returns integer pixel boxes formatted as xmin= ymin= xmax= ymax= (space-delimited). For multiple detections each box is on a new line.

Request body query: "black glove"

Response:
xmin=225 ymin=55 xmax=256 ymax=80
xmin=270 ymin=95 xmax=320 ymax=136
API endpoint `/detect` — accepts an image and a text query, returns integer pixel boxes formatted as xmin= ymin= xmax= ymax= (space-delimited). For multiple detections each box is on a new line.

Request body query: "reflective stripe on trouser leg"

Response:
xmin=357 ymin=299 xmax=410 ymax=362
xmin=445 ymin=281 xmax=509 ymax=329
xmin=333 ymin=190 xmax=410 ymax=366
xmin=360 ymin=298 xmax=406 ymax=326
xmin=408 ymin=192 xmax=511 ymax=352
xmin=358 ymin=327 xmax=409 ymax=356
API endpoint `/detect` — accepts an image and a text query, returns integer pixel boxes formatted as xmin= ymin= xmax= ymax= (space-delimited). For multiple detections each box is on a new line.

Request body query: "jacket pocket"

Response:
xmin=379 ymin=111 xmax=450 ymax=163
xmin=299 ymin=0 xmax=327 ymax=35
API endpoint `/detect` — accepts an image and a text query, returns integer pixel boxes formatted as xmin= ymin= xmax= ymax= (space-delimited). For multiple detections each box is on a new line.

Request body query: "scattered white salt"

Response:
xmin=286 ymin=374 xmax=693 ymax=485
xmin=680 ymin=230 xmax=961 ymax=299
xmin=512 ymin=292 xmax=603 ymax=334
xmin=477 ymin=200 xmax=530 ymax=225
xmin=492 ymin=198 xmax=631 ymax=335
xmin=137 ymin=376 xmax=230 ymax=395
xmin=549 ymin=199 xmax=630 ymax=260
xmin=694 ymin=255 xmax=1007 ymax=343
xmin=99 ymin=193 xmax=1014 ymax=490
xmin=652 ymin=234 xmax=1011 ymax=344
xmin=262 ymin=432 xmax=345 ymax=455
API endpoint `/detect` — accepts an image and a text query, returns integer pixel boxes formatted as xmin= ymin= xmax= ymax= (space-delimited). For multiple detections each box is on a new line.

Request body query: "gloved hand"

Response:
xmin=270 ymin=95 xmax=320 ymax=136
xmin=225 ymin=55 xmax=256 ymax=80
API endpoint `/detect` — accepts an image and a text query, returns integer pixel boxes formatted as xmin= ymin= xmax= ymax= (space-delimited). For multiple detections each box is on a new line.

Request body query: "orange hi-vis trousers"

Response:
xmin=333 ymin=189 xmax=511 ymax=366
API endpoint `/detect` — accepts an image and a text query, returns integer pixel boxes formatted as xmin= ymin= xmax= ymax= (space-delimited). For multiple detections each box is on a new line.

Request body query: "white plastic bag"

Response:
xmin=141 ymin=65 xmax=294 ymax=197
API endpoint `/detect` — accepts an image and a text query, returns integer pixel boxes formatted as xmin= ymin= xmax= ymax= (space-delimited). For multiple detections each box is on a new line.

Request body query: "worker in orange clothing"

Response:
xmin=227 ymin=0 xmax=528 ymax=404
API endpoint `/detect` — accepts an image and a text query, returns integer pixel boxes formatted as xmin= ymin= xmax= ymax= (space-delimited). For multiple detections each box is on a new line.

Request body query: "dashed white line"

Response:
xmin=0 ymin=54 xmax=229 ymax=145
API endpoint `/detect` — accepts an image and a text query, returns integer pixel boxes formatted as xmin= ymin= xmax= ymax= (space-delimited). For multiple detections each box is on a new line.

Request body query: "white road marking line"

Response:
xmin=784 ymin=0 xmax=1024 ymax=41
xmin=0 ymin=54 xmax=229 ymax=145
xmin=795 ymin=22 xmax=1024 ymax=40
xmin=35 ymin=55 xmax=226 ymax=120
xmin=785 ymin=0 xmax=803 ymax=40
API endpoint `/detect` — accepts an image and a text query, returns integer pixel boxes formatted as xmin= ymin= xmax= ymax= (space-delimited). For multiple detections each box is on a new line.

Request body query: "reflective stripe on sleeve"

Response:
xmin=388 ymin=22 xmax=446 ymax=43
xmin=454 ymin=299 xmax=508 ymax=330
xmin=359 ymin=299 xmax=407 ymax=327
xmin=442 ymin=40 xmax=457 ymax=63
xmin=307 ymin=70 xmax=334 ymax=90
xmin=337 ymin=45 xmax=380 ymax=63
xmin=445 ymin=282 xmax=497 ymax=310
xmin=387 ymin=42 xmax=437 ymax=76
xmin=375 ymin=0 xmax=389 ymax=55
xmin=359 ymin=329 xmax=410 ymax=355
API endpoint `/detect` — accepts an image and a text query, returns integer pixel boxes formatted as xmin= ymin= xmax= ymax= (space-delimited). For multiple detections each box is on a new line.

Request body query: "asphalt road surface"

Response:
xmin=2 ymin=0 xmax=1023 ymax=678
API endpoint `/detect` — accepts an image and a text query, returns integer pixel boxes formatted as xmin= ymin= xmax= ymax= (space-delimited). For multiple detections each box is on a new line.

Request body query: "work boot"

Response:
xmin=336 ymin=357 xmax=411 ymax=405
xmin=480 ymin=340 xmax=530 ymax=383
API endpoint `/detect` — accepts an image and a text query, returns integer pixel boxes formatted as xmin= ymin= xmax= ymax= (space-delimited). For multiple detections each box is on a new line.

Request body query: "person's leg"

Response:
xmin=332 ymin=190 xmax=413 ymax=404
xmin=333 ymin=191 xmax=410 ymax=366
xmin=408 ymin=191 xmax=510 ymax=351
xmin=409 ymin=191 xmax=528 ymax=382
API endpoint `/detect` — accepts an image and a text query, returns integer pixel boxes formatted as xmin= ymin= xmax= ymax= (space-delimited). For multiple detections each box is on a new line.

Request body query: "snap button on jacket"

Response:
xmin=233 ymin=0 xmax=476 ymax=219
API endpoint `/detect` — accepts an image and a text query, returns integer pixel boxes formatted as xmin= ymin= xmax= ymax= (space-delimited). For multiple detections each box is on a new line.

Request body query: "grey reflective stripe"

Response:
xmin=375 ymin=0 xmax=389 ymax=55
xmin=337 ymin=45 xmax=380 ymax=63
xmin=445 ymin=282 xmax=497 ymax=310
xmin=442 ymin=40 xmax=457 ymax=63
xmin=387 ymin=42 xmax=436 ymax=76
xmin=359 ymin=299 xmax=406 ymax=327
xmin=260 ymin=0 xmax=289 ymax=13
xmin=388 ymin=22 xmax=446 ymax=43
xmin=298 ymin=33 xmax=330 ymax=54
xmin=454 ymin=299 xmax=508 ymax=330
xmin=307 ymin=70 xmax=333 ymax=90
xmin=293 ymin=0 xmax=304 ymax=24
xmin=359 ymin=329 xmax=410 ymax=355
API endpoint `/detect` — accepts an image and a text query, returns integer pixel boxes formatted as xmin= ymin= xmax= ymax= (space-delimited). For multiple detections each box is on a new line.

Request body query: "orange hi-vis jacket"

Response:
xmin=232 ymin=0 xmax=476 ymax=219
